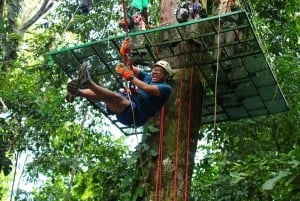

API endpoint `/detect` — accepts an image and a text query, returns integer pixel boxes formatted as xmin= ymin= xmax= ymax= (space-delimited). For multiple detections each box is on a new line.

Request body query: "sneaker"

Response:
xmin=67 ymin=79 xmax=79 ymax=95
xmin=78 ymin=62 xmax=91 ymax=87
xmin=65 ymin=79 xmax=79 ymax=103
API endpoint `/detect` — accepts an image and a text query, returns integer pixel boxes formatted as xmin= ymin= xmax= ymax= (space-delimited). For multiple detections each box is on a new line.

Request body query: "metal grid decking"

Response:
xmin=49 ymin=10 xmax=288 ymax=135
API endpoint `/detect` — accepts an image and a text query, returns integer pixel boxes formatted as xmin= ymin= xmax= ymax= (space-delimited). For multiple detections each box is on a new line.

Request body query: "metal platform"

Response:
xmin=49 ymin=10 xmax=288 ymax=135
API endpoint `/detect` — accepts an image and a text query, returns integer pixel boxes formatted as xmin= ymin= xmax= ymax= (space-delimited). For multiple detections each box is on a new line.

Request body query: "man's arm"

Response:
xmin=131 ymin=76 xmax=161 ymax=97
xmin=131 ymin=65 xmax=141 ymax=77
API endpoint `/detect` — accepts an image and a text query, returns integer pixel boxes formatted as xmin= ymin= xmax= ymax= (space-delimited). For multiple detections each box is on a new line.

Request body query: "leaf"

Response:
xmin=8 ymin=32 xmax=22 ymax=41
xmin=230 ymin=171 xmax=247 ymax=185
xmin=150 ymin=148 xmax=158 ymax=157
xmin=288 ymin=160 xmax=300 ymax=168
xmin=147 ymin=124 xmax=160 ymax=133
xmin=262 ymin=170 xmax=289 ymax=190
xmin=132 ymin=186 xmax=144 ymax=201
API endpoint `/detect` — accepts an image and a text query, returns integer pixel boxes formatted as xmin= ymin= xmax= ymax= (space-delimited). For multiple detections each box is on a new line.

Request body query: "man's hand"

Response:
xmin=116 ymin=63 xmax=134 ymax=81
xmin=116 ymin=63 xmax=130 ymax=74
xmin=123 ymin=70 xmax=134 ymax=81
xmin=120 ymin=37 xmax=131 ymax=56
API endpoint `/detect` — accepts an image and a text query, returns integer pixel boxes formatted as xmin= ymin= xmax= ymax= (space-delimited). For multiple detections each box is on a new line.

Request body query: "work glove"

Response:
xmin=120 ymin=37 xmax=131 ymax=56
xmin=123 ymin=70 xmax=134 ymax=81
xmin=115 ymin=63 xmax=134 ymax=81
xmin=116 ymin=63 xmax=130 ymax=75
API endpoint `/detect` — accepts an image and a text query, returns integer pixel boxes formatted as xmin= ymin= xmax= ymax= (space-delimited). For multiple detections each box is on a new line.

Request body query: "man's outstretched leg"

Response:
xmin=77 ymin=63 xmax=131 ymax=114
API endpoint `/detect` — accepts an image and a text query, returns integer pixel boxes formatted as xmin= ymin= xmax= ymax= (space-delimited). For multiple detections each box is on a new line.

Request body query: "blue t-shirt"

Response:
xmin=136 ymin=70 xmax=172 ymax=117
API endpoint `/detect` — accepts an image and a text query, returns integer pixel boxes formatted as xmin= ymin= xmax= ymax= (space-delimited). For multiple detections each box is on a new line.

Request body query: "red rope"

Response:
xmin=120 ymin=0 xmax=132 ymax=67
xmin=155 ymin=107 xmax=165 ymax=201
xmin=225 ymin=0 xmax=233 ymax=13
xmin=121 ymin=0 xmax=129 ymax=36
xmin=184 ymin=66 xmax=194 ymax=201
xmin=120 ymin=0 xmax=136 ymax=94
xmin=173 ymin=68 xmax=184 ymax=201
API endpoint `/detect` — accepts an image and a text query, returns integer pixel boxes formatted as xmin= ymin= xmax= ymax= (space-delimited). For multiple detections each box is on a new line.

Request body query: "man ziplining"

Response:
xmin=66 ymin=38 xmax=173 ymax=127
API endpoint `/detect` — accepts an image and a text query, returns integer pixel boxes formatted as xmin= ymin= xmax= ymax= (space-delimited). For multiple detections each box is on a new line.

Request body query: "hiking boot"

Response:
xmin=67 ymin=79 xmax=79 ymax=95
xmin=65 ymin=79 xmax=79 ymax=103
xmin=78 ymin=62 xmax=91 ymax=87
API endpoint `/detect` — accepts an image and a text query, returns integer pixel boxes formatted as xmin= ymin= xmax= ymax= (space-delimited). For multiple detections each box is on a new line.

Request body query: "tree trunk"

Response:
xmin=161 ymin=69 xmax=204 ymax=201
xmin=132 ymin=1 xmax=207 ymax=200
xmin=136 ymin=68 xmax=204 ymax=201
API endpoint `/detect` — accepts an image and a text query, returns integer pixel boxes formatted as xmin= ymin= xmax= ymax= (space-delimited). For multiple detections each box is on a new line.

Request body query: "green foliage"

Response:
xmin=192 ymin=138 xmax=300 ymax=200
xmin=47 ymin=0 xmax=123 ymax=42
xmin=251 ymin=0 xmax=299 ymax=55
xmin=191 ymin=1 xmax=300 ymax=200
xmin=27 ymin=134 xmax=135 ymax=201
xmin=0 ymin=0 xmax=299 ymax=200
xmin=0 ymin=157 xmax=12 ymax=176
xmin=1 ymin=0 xmax=142 ymax=200
xmin=8 ymin=32 xmax=23 ymax=41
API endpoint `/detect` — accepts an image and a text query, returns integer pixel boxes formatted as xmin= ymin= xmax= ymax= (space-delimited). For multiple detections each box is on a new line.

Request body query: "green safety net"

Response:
xmin=49 ymin=10 xmax=288 ymax=135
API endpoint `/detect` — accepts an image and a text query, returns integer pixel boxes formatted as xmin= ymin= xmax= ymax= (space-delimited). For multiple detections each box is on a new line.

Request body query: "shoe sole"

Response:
xmin=66 ymin=92 xmax=75 ymax=103
xmin=67 ymin=80 xmax=79 ymax=95
xmin=78 ymin=62 xmax=88 ymax=87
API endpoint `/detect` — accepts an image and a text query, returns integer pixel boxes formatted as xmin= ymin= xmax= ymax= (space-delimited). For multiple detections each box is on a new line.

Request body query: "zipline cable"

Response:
xmin=213 ymin=0 xmax=234 ymax=144
xmin=213 ymin=4 xmax=223 ymax=145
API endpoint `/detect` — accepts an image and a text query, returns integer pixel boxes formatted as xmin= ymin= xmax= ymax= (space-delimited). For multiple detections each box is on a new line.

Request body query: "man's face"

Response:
xmin=151 ymin=66 xmax=168 ymax=83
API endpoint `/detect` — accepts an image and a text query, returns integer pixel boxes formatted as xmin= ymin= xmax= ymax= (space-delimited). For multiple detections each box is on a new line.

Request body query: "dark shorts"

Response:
xmin=107 ymin=93 xmax=147 ymax=127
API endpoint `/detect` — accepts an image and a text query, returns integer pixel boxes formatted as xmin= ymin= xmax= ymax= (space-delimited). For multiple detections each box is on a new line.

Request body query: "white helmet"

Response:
xmin=154 ymin=60 xmax=173 ymax=76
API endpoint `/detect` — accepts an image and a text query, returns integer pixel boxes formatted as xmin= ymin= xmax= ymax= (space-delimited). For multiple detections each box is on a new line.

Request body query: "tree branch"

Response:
xmin=0 ymin=97 xmax=8 ymax=112
xmin=19 ymin=0 xmax=53 ymax=32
